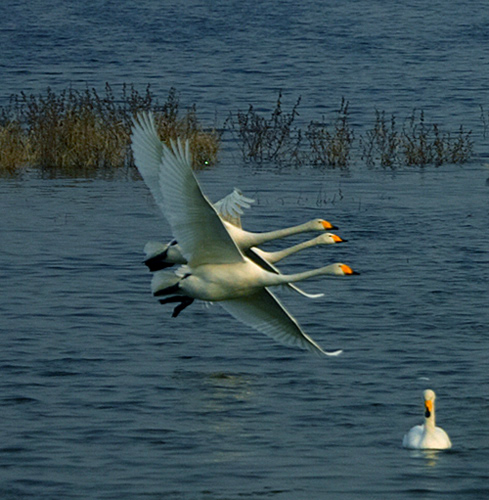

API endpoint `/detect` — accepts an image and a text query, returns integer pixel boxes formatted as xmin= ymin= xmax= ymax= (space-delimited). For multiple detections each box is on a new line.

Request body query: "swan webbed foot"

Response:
xmin=172 ymin=297 xmax=194 ymax=317
xmin=158 ymin=295 xmax=194 ymax=317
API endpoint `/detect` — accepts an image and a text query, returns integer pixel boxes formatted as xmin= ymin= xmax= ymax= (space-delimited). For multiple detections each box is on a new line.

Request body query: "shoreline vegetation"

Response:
xmin=0 ymin=84 xmax=475 ymax=174
xmin=0 ymin=84 xmax=220 ymax=174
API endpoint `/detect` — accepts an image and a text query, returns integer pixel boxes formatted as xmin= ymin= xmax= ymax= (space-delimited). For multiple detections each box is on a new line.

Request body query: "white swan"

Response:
xmin=144 ymin=231 xmax=343 ymax=272
xmin=130 ymin=116 xmax=337 ymax=271
xmin=402 ymin=389 xmax=452 ymax=450
xmin=243 ymin=233 xmax=345 ymax=300
xmin=223 ymin=217 xmax=337 ymax=251
xmin=143 ymin=231 xmax=345 ymax=302
xmin=131 ymin=112 xmax=358 ymax=355
xmin=143 ymin=212 xmax=338 ymax=270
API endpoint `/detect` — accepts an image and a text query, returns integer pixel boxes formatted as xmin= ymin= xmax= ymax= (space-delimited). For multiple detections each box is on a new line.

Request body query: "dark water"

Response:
xmin=2 ymin=1 xmax=489 ymax=499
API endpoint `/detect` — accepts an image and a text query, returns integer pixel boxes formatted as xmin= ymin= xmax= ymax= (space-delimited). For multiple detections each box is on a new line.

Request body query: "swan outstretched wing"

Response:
xmin=131 ymin=113 xmax=244 ymax=267
xmin=130 ymin=112 xmax=165 ymax=213
xmin=131 ymin=116 xmax=252 ymax=229
xmin=220 ymin=289 xmax=342 ymax=356
xmin=214 ymin=188 xmax=255 ymax=228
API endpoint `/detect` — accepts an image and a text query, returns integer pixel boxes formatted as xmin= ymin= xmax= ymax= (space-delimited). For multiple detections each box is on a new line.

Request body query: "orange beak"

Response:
xmin=321 ymin=220 xmax=337 ymax=230
xmin=340 ymin=264 xmax=355 ymax=275
xmin=331 ymin=234 xmax=344 ymax=243
xmin=424 ymin=400 xmax=433 ymax=417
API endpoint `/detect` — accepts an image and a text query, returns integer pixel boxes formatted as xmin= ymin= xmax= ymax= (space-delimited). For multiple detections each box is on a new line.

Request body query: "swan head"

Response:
xmin=325 ymin=263 xmax=359 ymax=275
xmin=424 ymin=389 xmax=436 ymax=418
xmin=321 ymin=232 xmax=346 ymax=244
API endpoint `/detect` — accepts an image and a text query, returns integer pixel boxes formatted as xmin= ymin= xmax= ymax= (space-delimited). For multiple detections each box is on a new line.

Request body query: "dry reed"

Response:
xmin=305 ymin=98 xmax=354 ymax=168
xmin=0 ymin=84 xmax=220 ymax=172
xmin=226 ymin=90 xmax=303 ymax=164
xmin=360 ymin=109 xmax=473 ymax=168
xmin=0 ymin=86 xmax=475 ymax=173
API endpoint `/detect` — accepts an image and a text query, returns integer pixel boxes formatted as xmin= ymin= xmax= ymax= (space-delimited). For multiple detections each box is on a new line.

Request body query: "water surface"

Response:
xmin=1 ymin=1 xmax=489 ymax=498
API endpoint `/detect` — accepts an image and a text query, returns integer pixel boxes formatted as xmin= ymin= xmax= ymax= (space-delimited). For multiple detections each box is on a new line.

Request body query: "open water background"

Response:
xmin=1 ymin=1 xmax=489 ymax=499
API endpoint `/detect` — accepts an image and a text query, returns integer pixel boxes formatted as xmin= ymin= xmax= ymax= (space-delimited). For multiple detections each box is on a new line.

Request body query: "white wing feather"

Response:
xmin=130 ymin=112 xmax=165 ymax=212
xmin=220 ymin=289 xmax=342 ymax=356
xmin=214 ymin=188 xmax=255 ymax=228
xmin=157 ymin=135 xmax=244 ymax=267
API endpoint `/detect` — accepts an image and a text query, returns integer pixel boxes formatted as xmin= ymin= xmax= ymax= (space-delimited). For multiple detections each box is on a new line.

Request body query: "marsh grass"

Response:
xmin=227 ymin=93 xmax=357 ymax=168
xmin=360 ymin=109 xmax=473 ymax=168
xmin=226 ymin=91 xmax=303 ymax=164
xmin=0 ymin=120 xmax=33 ymax=172
xmin=0 ymin=84 xmax=220 ymax=172
xmin=305 ymin=98 xmax=354 ymax=168
xmin=0 ymin=85 xmax=475 ymax=173
xmin=228 ymin=94 xmax=473 ymax=168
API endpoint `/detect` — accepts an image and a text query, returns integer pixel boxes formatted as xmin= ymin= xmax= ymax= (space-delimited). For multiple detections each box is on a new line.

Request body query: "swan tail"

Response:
xmin=151 ymin=270 xmax=181 ymax=296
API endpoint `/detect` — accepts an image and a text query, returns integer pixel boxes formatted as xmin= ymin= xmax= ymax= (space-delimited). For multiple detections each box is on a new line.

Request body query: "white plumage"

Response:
xmin=131 ymin=112 xmax=357 ymax=355
xmin=403 ymin=389 xmax=452 ymax=450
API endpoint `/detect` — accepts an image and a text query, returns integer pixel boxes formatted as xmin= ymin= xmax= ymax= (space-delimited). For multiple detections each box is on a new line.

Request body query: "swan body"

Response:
xmin=144 ymin=217 xmax=337 ymax=271
xmin=131 ymin=112 xmax=357 ymax=355
xmin=131 ymin=120 xmax=337 ymax=272
xmin=152 ymin=262 xmax=356 ymax=301
xmin=402 ymin=389 xmax=452 ymax=450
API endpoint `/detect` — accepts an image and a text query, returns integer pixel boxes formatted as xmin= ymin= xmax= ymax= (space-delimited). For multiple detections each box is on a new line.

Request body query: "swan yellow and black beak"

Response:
xmin=321 ymin=220 xmax=338 ymax=230
xmin=340 ymin=264 xmax=360 ymax=275
xmin=424 ymin=399 xmax=433 ymax=418
xmin=331 ymin=233 xmax=347 ymax=243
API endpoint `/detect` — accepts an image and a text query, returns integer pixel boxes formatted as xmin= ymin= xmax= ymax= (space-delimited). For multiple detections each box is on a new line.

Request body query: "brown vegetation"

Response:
xmin=0 ymin=86 xmax=475 ymax=173
xmin=0 ymin=84 xmax=220 ymax=172
xmin=227 ymin=93 xmax=472 ymax=169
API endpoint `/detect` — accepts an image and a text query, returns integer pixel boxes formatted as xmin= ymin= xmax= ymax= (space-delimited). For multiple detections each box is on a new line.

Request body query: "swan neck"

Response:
xmin=267 ymin=264 xmax=336 ymax=286
xmin=250 ymin=221 xmax=315 ymax=246
xmin=260 ymin=239 xmax=315 ymax=264
xmin=425 ymin=407 xmax=436 ymax=428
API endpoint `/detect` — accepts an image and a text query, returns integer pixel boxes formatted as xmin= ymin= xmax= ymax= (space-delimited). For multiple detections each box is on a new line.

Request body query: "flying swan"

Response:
xmin=131 ymin=112 xmax=358 ymax=355
xmin=132 ymin=114 xmax=345 ymax=306
xmin=402 ymin=389 xmax=452 ymax=450
xmin=129 ymin=115 xmax=338 ymax=271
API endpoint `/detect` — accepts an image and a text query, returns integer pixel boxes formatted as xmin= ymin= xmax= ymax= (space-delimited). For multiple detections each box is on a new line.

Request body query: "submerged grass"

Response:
xmin=227 ymin=93 xmax=473 ymax=169
xmin=0 ymin=84 xmax=220 ymax=172
xmin=225 ymin=90 xmax=303 ymax=164
xmin=0 ymin=85 xmax=475 ymax=173
xmin=360 ymin=109 xmax=473 ymax=168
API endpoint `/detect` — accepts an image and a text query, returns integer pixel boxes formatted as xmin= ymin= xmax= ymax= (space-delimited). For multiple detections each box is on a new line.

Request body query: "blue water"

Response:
xmin=1 ymin=1 xmax=489 ymax=498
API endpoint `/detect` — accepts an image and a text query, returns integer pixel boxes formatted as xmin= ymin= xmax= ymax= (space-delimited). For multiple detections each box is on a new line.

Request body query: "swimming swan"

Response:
xmin=402 ymin=389 xmax=452 ymax=450
xmin=131 ymin=112 xmax=358 ymax=355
